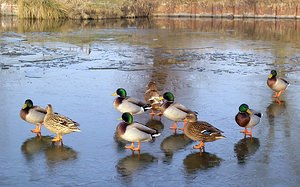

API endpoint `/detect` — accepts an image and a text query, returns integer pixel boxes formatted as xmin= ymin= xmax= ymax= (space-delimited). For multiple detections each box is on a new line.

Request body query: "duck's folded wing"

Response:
xmin=201 ymin=121 xmax=224 ymax=134
xmin=33 ymin=106 xmax=47 ymax=114
xmin=279 ymin=77 xmax=289 ymax=85
xmin=127 ymin=97 xmax=147 ymax=107
xmin=174 ymin=103 xmax=192 ymax=113
xmin=131 ymin=123 xmax=157 ymax=134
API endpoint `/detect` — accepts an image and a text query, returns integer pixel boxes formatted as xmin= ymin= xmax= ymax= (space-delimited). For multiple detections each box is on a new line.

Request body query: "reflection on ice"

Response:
xmin=21 ymin=136 xmax=77 ymax=164
xmin=116 ymin=153 xmax=156 ymax=177
xmin=183 ymin=152 xmax=222 ymax=173
xmin=161 ymin=134 xmax=192 ymax=161
xmin=234 ymin=137 xmax=260 ymax=164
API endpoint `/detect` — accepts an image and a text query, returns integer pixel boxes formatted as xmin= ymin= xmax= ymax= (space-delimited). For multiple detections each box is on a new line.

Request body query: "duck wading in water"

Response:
xmin=235 ymin=104 xmax=262 ymax=137
xmin=267 ymin=70 xmax=289 ymax=99
xmin=144 ymin=81 xmax=163 ymax=118
xmin=20 ymin=99 xmax=47 ymax=136
xmin=113 ymin=88 xmax=151 ymax=115
xmin=159 ymin=92 xmax=196 ymax=133
xmin=44 ymin=104 xmax=80 ymax=145
xmin=184 ymin=112 xmax=225 ymax=153
xmin=116 ymin=112 xmax=160 ymax=154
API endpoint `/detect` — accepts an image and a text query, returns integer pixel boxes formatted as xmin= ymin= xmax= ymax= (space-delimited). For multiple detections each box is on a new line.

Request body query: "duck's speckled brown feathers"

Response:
xmin=184 ymin=121 xmax=224 ymax=142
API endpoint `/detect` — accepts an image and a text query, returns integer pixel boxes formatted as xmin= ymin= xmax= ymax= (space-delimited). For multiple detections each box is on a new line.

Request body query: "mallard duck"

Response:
xmin=20 ymin=99 xmax=47 ymax=136
xmin=235 ymin=104 xmax=262 ymax=137
xmin=113 ymin=88 xmax=151 ymax=115
xmin=44 ymin=104 xmax=80 ymax=144
xmin=144 ymin=81 xmax=163 ymax=117
xmin=267 ymin=70 xmax=289 ymax=98
xmin=183 ymin=112 xmax=225 ymax=153
xmin=159 ymin=92 xmax=196 ymax=132
xmin=116 ymin=112 xmax=160 ymax=152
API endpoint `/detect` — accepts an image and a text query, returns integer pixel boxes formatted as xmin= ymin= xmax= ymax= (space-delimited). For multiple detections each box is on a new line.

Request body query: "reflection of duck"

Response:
xmin=160 ymin=134 xmax=192 ymax=157
xmin=235 ymin=104 xmax=262 ymax=137
xmin=145 ymin=119 xmax=164 ymax=133
xmin=112 ymin=88 xmax=151 ymax=115
xmin=116 ymin=153 xmax=156 ymax=177
xmin=267 ymin=70 xmax=289 ymax=98
xmin=45 ymin=145 xmax=77 ymax=163
xmin=183 ymin=152 xmax=222 ymax=173
xmin=234 ymin=137 xmax=260 ymax=164
xmin=21 ymin=136 xmax=77 ymax=164
xmin=19 ymin=99 xmax=46 ymax=136
xmin=21 ymin=136 xmax=52 ymax=159
xmin=266 ymin=100 xmax=286 ymax=118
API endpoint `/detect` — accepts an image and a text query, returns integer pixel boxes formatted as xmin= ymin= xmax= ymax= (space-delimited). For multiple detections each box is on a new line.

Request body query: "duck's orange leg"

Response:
xmin=179 ymin=118 xmax=187 ymax=131
xmin=52 ymin=134 xmax=63 ymax=145
xmin=149 ymin=110 xmax=156 ymax=118
xmin=193 ymin=141 xmax=205 ymax=150
xmin=240 ymin=127 xmax=252 ymax=137
xmin=125 ymin=142 xmax=135 ymax=150
xmin=31 ymin=123 xmax=42 ymax=134
xmin=277 ymin=90 xmax=284 ymax=98
xmin=132 ymin=142 xmax=141 ymax=151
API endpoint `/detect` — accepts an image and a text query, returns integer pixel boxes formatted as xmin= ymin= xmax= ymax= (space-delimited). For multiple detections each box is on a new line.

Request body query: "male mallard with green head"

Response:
xmin=184 ymin=112 xmax=225 ymax=153
xmin=20 ymin=99 xmax=46 ymax=136
xmin=116 ymin=112 xmax=160 ymax=153
xmin=159 ymin=92 xmax=196 ymax=132
xmin=235 ymin=104 xmax=262 ymax=137
xmin=144 ymin=81 xmax=163 ymax=117
xmin=113 ymin=88 xmax=151 ymax=115
xmin=44 ymin=104 xmax=80 ymax=145
xmin=267 ymin=70 xmax=289 ymax=98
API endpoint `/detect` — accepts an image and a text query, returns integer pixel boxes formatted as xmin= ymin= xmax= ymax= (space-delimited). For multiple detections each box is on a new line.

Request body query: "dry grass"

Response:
xmin=2 ymin=0 xmax=299 ymax=19
xmin=17 ymin=0 xmax=68 ymax=19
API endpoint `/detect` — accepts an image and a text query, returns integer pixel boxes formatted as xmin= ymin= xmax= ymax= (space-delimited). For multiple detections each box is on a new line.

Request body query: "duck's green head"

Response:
xmin=268 ymin=70 xmax=277 ymax=79
xmin=238 ymin=104 xmax=252 ymax=114
xmin=23 ymin=99 xmax=33 ymax=109
xmin=163 ymin=92 xmax=174 ymax=102
xmin=112 ymin=88 xmax=127 ymax=97
xmin=121 ymin=112 xmax=133 ymax=124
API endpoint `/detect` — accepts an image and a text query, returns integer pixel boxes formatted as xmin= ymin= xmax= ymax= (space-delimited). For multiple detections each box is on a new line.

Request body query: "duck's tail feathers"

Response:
xmin=255 ymin=112 xmax=262 ymax=118
xmin=215 ymin=135 xmax=225 ymax=139
xmin=152 ymin=133 xmax=160 ymax=138
xmin=143 ymin=104 xmax=152 ymax=111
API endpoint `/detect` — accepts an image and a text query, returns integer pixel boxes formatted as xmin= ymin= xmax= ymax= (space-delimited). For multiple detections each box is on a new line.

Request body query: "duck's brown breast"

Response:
xmin=235 ymin=112 xmax=250 ymax=127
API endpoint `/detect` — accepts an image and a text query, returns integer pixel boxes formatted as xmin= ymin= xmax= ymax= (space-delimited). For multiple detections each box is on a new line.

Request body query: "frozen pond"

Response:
xmin=0 ymin=17 xmax=300 ymax=186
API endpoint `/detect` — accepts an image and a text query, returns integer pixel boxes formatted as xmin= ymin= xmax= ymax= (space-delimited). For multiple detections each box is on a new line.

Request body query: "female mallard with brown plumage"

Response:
xmin=20 ymin=99 xmax=46 ymax=136
xmin=159 ymin=92 xmax=196 ymax=132
xmin=267 ymin=70 xmax=289 ymax=98
xmin=144 ymin=81 xmax=163 ymax=117
xmin=113 ymin=88 xmax=151 ymax=115
xmin=184 ymin=112 xmax=225 ymax=153
xmin=44 ymin=104 xmax=80 ymax=145
xmin=235 ymin=104 xmax=262 ymax=137
xmin=116 ymin=112 xmax=160 ymax=153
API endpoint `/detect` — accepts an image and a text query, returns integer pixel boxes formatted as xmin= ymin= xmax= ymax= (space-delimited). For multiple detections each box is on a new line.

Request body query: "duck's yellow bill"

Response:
xmin=246 ymin=109 xmax=252 ymax=115
xmin=268 ymin=74 xmax=272 ymax=79
xmin=22 ymin=104 xmax=27 ymax=109
xmin=158 ymin=96 xmax=164 ymax=101
xmin=117 ymin=117 xmax=122 ymax=121
xmin=112 ymin=92 xmax=118 ymax=96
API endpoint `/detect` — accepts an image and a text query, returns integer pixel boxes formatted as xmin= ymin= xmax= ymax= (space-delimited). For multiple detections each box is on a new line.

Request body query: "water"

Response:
xmin=0 ymin=17 xmax=300 ymax=186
